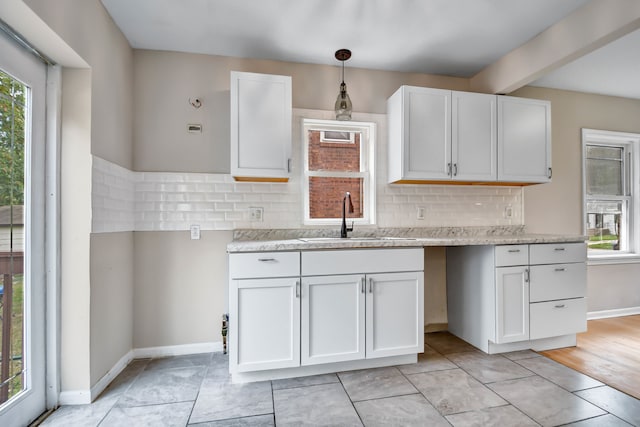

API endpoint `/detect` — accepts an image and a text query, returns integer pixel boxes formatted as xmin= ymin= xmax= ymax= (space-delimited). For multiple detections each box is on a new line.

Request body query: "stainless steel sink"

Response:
xmin=297 ymin=236 xmax=416 ymax=242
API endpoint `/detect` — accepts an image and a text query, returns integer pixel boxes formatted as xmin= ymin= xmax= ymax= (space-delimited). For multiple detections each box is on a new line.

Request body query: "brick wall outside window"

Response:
xmin=307 ymin=131 xmax=364 ymax=219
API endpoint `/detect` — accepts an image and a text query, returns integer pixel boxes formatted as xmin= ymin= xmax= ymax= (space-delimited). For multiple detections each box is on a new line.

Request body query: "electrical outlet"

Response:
xmin=190 ymin=224 xmax=201 ymax=240
xmin=249 ymin=207 xmax=264 ymax=222
xmin=417 ymin=207 xmax=426 ymax=220
xmin=504 ymin=205 xmax=513 ymax=219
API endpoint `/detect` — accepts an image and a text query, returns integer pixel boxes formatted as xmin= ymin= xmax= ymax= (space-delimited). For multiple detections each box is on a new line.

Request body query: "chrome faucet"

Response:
xmin=341 ymin=192 xmax=354 ymax=238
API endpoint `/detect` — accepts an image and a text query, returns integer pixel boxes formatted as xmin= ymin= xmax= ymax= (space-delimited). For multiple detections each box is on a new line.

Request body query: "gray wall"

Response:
xmin=513 ymin=86 xmax=640 ymax=313
xmin=25 ymin=0 xmax=135 ymax=391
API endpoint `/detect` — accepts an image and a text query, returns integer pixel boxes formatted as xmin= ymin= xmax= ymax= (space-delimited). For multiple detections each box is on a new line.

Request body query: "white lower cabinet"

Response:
xmin=301 ymin=274 xmax=366 ymax=365
xmin=366 ymin=272 xmax=424 ymax=358
xmin=231 ymin=278 xmax=300 ymax=372
xmin=301 ymin=249 xmax=424 ymax=365
xmin=229 ymin=251 xmax=301 ymax=373
xmin=229 ymin=248 xmax=424 ymax=376
xmin=495 ymin=266 xmax=529 ymax=344
xmin=447 ymin=242 xmax=586 ymax=354
xmin=301 ymin=271 xmax=424 ymax=365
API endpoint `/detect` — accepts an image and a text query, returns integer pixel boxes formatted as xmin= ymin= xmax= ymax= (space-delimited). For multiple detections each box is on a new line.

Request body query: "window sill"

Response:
xmin=587 ymin=253 xmax=640 ymax=265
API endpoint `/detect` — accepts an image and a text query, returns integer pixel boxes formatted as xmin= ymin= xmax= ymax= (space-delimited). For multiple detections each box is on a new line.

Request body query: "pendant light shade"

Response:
xmin=334 ymin=49 xmax=352 ymax=121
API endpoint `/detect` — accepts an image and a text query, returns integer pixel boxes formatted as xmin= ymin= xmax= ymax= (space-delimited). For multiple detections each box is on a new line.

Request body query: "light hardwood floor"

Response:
xmin=542 ymin=314 xmax=640 ymax=400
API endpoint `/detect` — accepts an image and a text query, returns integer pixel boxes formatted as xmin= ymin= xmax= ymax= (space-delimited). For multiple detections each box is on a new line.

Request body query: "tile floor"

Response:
xmin=39 ymin=332 xmax=640 ymax=426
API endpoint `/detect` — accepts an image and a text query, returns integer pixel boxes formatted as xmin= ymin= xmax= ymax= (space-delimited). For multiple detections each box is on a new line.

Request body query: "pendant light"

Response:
xmin=334 ymin=49 xmax=352 ymax=121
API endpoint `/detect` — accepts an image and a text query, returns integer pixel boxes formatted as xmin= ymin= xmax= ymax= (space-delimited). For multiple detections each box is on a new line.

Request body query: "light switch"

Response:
xmin=190 ymin=224 xmax=201 ymax=240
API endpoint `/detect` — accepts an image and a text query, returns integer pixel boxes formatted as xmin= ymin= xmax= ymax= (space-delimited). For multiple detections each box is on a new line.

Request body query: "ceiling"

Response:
xmin=101 ymin=0 xmax=640 ymax=99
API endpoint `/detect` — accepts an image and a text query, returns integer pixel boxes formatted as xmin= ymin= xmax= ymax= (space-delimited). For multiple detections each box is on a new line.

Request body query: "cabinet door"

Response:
xmin=497 ymin=96 xmax=551 ymax=183
xmin=366 ymin=272 xmax=424 ymax=358
xmin=230 ymin=277 xmax=300 ymax=372
xmin=301 ymin=275 xmax=365 ymax=365
xmin=230 ymin=71 xmax=292 ymax=180
xmin=495 ymin=267 xmax=529 ymax=344
xmin=452 ymin=91 xmax=497 ymax=181
xmin=403 ymin=86 xmax=451 ymax=180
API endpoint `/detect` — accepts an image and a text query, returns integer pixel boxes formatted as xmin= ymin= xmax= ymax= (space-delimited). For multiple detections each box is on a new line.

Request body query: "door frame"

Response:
xmin=0 ymin=32 xmax=60 ymax=425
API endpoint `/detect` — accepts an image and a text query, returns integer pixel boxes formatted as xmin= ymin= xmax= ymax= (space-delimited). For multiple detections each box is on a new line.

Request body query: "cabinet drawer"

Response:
xmin=530 ymin=298 xmax=586 ymax=340
xmin=495 ymin=245 xmax=528 ymax=267
xmin=229 ymin=251 xmax=300 ymax=279
xmin=530 ymin=263 xmax=586 ymax=302
xmin=529 ymin=243 xmax=586 ymax=265
xmin=302 ymin=248 xmax=423 ymax=276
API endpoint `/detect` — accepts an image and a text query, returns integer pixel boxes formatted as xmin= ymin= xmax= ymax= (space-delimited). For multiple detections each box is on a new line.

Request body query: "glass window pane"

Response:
xmin=586 ymin=145 xmax=622 ymax=160
xmin=309 ymin=177 xmax=363 ymax=219
xmin=586 ymin=158 xmax=622 ymax=195
xmin=586 ymin=200 xmax=628 ymax=252
xmin=0 ymin=70 xmax=26 ymax=403
xmin=308 ymin=130 xmax=361 ymax=172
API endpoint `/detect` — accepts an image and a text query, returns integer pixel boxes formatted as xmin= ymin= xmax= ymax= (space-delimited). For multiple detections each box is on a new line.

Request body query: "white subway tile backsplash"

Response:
xmin=92 ymin=109 xmax=524 ymax=233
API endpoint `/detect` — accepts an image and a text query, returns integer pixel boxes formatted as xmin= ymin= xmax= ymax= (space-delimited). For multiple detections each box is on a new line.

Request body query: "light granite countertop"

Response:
xmin=227 ymin=226 xmax=587 ymax=253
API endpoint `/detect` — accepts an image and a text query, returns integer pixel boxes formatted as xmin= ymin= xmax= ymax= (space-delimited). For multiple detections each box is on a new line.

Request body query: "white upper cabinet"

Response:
xmin=388 ymin=86 xmax=551 ymax=185
xmin=497 ymin=96 xmax=552 ymax=183
xmin=230 ymin=71 xmax=292 ymax=181
xmin=387 ymin=86 xmax=496 ymax=183
xmin=452 ymin=91 xmax=497 ymax=181
xmin=388 ymin=86 xmax=451 ymax=182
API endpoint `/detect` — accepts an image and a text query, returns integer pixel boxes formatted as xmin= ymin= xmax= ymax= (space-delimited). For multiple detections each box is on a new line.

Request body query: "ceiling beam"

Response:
xmin=469 ymin=0 xmax=640 ymax=94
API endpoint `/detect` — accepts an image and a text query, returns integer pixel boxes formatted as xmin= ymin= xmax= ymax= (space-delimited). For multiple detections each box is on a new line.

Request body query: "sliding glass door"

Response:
xmin=0 ymin=30 xmax=47 ymax=426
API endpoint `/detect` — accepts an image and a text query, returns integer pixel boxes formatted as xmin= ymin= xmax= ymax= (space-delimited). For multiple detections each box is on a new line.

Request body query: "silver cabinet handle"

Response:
xmin=554 ymin=304 xmax=566 ymax=309
xmin=453 ymin=163 xmax=458 ymax=176
xmin=447 ymin=163 xmax=452 ymax=176
xmin=295 ymin=281 xmax=300 ymax=298
xmin=361 ymin=277 xmax=365 ymax=294
xmin=554 ymin=268 xmax=566 ymax=272
xmin=554 ymin=247 xmax=566 ymax=252
xmin=258 ymin=258 xmax=276 ymax=262
xmin=548 ymin=167 xmax=553 ymax=179
xmin=524 ymin=268 xmax=530 ymax=283
xmin=287 ymin=158 xmax=292 ymax=173
xmin=369 ymin=278 xmax=373 ymax=293
xmin=508 ymin=249 xmax=521 ymax=253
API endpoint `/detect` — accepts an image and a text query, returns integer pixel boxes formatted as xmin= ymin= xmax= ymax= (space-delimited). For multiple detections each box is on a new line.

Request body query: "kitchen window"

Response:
xmin=582 ymin=129 xmax=640 ymax=261
xmin=302 ymin=119 xmax=375 ymax=225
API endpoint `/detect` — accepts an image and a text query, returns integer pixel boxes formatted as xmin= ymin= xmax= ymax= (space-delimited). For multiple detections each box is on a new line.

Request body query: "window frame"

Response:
xmin=582 ymin=128 xmax=640 ymax=263
xmin=302 ymin=118 xmax=376 ymax=226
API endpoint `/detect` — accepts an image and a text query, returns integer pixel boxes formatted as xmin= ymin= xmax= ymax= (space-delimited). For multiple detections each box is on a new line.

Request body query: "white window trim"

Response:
xmin=320 ymin=130 xmax=355 ymax=144
xmin=302 ymin=118 xmax=376 ymax=226
xmin=582 ymin=128 xmax=640 ymax=263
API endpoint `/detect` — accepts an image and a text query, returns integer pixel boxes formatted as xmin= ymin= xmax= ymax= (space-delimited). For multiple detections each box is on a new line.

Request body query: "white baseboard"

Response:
xmin=58 ymin=390 xmax=92 ymax=406
xmin=132 ymin=341 xmax=222 ymax=359
xmin=90 ymin=349 xmax=135 ymax=402
xmin=588 ymin=306 xmax=640 ymax=320
xmin=60 ymin=342 xmax=222 ymax=405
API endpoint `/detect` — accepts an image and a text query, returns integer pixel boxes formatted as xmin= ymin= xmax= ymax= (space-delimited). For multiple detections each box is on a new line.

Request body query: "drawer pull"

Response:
xmin=554 ymin=268 xmax=566 ymax=272
xmin=508 ymin=249 xmax=521 ymax=253
xmin=295 ymin=281 xmax=300 ymax=298
xmin=369 ymin=278 xmax=373 ymax=293
xmin=554 ymin=247 xmax=566 ymax=252
xmin=361 ymin=277 xmax=365 ymax=294
xmin=258 ymin=258 xmax=277 ymax=262
xmin=554 ymin=304 xmax=566 ymax=309
xmin=525 ymin=268 xmax=530 ymax=283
